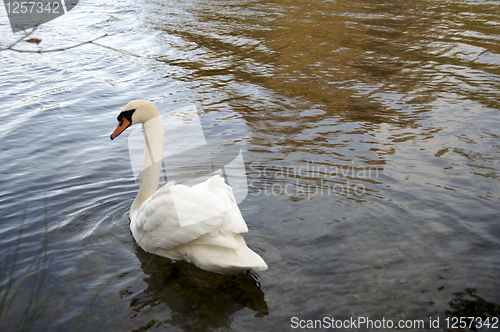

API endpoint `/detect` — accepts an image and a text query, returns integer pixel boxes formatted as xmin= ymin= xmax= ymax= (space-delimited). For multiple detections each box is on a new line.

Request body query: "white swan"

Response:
xmin=110 ymin=100 xmax=267 ymax=274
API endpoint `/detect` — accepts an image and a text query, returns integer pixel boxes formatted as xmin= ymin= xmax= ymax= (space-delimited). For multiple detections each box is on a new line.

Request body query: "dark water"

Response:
xmin=1 ymin=0 xmax=499 ymax=331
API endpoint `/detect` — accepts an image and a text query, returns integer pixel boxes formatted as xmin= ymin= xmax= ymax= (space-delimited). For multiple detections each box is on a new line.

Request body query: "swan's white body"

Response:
xmin=111 ymin=100 xmax=267 ymax=274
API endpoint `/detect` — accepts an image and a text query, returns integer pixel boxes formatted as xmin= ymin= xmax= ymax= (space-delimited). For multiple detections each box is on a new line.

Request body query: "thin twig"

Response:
xmin=1 ymin=33 xmax=113 ymax=53
xmin=91 ymin=41 xmax=139 ymax=56
xmin=4 ymin=26 xmax=39 ymax=50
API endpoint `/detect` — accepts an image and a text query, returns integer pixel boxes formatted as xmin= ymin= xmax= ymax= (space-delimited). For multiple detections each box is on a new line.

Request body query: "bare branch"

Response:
xmin=91 ymin=41 xmax=141 ymax=58
xmin=2 ymin=27 xmax=39 ymax=50
xmin=0 ymin=30 xmax=115 ymax=53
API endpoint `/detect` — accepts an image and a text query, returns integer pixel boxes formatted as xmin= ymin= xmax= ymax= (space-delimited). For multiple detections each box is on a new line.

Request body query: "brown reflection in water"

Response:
xmin=263 ymin=0 xmax=499 ymax=109
xmin=148 ymin=0 xmax=499 ymax=179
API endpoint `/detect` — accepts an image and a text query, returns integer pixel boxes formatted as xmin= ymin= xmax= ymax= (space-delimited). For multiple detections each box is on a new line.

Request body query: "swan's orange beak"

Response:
xmin=110 ymin=118 xmax=131 ymax=140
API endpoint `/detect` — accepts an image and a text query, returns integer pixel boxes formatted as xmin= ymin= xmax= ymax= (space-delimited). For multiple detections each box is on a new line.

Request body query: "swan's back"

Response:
xmin=130 ymin=175 xmax=267 ymax=274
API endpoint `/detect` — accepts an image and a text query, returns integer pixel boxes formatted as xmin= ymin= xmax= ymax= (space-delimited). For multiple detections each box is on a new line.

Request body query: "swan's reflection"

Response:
xmin=129 ymin=245 xmax=268 ymax=331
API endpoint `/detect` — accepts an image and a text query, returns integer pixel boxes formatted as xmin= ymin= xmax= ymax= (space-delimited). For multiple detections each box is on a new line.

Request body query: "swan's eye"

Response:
xmin=117 ymin=109 xmax=136 ymax=123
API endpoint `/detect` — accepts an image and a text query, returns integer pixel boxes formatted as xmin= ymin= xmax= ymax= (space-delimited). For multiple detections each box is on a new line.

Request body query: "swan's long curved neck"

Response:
xmin=130 ymin=116 xmax=164 ymax=221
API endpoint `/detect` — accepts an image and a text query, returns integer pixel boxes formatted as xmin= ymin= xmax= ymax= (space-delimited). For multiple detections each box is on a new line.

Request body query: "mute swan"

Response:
xmin=110 ymin=100 xmax=267 ymax=274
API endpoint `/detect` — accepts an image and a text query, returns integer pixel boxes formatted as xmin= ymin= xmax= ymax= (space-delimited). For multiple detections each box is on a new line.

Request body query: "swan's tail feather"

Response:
xmin=173 ymin=233 xmax=268 ymax=274
xmin=191 ymin=232 xmax=240 ymax=249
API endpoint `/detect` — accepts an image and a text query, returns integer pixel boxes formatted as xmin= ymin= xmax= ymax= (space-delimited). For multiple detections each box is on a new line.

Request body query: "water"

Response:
xmin=1 ymin=0 xmax=499 ymax=331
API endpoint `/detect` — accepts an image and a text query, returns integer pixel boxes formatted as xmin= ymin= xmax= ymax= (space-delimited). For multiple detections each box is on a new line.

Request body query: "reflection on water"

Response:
xmin=129 ymin=246 xmax=267 ymax=331
xmin=0 ymin=0 xmax=499 ymax=330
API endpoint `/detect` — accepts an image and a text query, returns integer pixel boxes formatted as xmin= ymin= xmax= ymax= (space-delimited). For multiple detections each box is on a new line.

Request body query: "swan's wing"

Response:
xmin=131 ymin=175 xmax=248 ymax=253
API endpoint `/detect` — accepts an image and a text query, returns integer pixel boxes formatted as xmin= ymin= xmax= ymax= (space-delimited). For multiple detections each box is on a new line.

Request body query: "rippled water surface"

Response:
xmin=1 ymin=0 xmax=499 ymax=331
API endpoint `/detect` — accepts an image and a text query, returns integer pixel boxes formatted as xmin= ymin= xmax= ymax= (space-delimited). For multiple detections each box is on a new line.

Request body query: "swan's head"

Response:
xmin=110 ymin=100 xmax=160 ymax=140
